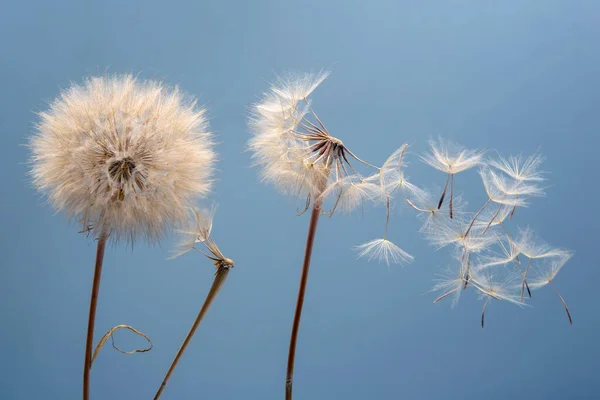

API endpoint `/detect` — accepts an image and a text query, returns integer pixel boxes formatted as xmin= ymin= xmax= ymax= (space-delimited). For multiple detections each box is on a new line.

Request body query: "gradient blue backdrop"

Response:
xmin=1 ymin=1 xmax=598 ymax=399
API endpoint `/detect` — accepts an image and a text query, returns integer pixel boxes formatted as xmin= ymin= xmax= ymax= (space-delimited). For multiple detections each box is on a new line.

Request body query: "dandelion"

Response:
xmin=154 ymin=208 xmax=233 ymax=399
xmin=29 ymin=74 xmax=215 ymax=399
xmin=528 ymin=251 xmax=573 ymax=324
xmin=477 ymin=235 xmax=521 ymax=269
xmin=469 ymin=266 xmax=524 ymax=327
xmin=513 ymin=227 xmax=571 ymax=301
xmin=424 ymin=216 xmax=498 ymax=253
xmin=420 ymin=142 xmax=573 ymax=328
xmin=464 ymin=166 xmax=543 ymax=237
xmin=488 ymin=151 xmax=546 ymax=183
xmin=356 ymin=238 xmax=413 ymax=267
xmin=421 ymin=137 xmax=484 ymax=218
xmin=431 ymin=257 xmax=470 ymax=306
xmin=248 ymin=71 xmax=412 ymax=399
xmin=407 ymin=188 xmax=466 ymax=232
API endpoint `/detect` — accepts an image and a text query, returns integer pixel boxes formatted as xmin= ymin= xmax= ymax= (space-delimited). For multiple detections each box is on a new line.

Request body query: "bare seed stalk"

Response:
xmin=83 ymin=233 xmax=108 ymax=400
xmin=286 ymin=201 xmax=323 ymax=400
xmin=154 ymin=267 xmax=231 ymax=400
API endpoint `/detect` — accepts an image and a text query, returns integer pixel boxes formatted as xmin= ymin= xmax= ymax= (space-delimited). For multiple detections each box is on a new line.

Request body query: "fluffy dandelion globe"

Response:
xmin=30 ymin=74 xmax=216 ymax=241
xmin=29 ymin=74 xmax=216 ymax=399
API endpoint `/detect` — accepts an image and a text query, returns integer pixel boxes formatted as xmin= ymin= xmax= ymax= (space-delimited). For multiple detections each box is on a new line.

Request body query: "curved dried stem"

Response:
xmin=91 ymin=325 xmax=153 ymax=365
xmin=83 ymin=232 xmax=108 ymax=400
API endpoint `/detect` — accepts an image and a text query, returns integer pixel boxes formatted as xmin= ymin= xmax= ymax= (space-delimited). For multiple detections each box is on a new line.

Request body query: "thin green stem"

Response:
xmin=154 ymin=267 xmax=231 ymax=399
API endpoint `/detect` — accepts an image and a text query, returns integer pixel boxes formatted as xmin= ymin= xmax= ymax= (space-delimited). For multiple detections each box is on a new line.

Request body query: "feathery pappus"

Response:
xmin=30 ymin=74 xmax=216 ymax=242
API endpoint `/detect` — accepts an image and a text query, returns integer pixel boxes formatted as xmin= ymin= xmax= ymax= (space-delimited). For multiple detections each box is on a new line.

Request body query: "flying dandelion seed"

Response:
xmin=421 ymin=137 xmax=484 ymax=219
xmin=29 ymin=74 xmax=215 ymax=400
xmin=419 ymin=146 xmax=573 ymax=327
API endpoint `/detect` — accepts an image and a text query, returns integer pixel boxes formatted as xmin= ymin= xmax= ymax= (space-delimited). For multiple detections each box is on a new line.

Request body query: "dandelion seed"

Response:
xmin=488 ymin=151 xmax=546 ymax=219
xmin=488 ymin=151 xmax=546 ymax=183
xmin=528 ymin=252 xmax=574 ymax=324
xmin=421 ymin=137 xmax=484 ymax=218
xmin=355 ymin=238 xmax=414 ymax=266
xmin=469 ymin=266 xmax=525 ymax=327
xmin=407 ymin=188 xmax=466 ymax=232
xmin=512 ymin=227 xmax=571 ymax=300
xmin=477 ymin=235 xmax=521 ymax=269
xmin=319 ymin=175 xmax=379 ymax=215
xmin=431 ymin=259 xmax=470 ymax=307
xmin=424 ymin=216 xmax=498 ymax=253
xmin=464 ymin=167 xmax=543 ymax=237
xmin=29 ymin=74 xmax=215 ymax=400
xmin=248 ymin=71 xmax=416 ymax=399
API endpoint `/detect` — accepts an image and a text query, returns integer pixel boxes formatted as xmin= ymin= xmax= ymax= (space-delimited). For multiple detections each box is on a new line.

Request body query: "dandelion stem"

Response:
xmin=286 ymin=201 xmax=322 ymax=400
xmin=154 ymin=267 xmax=230 ymax=399
xmin=83 ymin=233 xmax=108 ymax=400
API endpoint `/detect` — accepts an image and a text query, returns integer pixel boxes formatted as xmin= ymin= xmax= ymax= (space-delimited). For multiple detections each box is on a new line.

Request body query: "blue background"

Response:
xmin=1 ymin=1 xmax=598 ymax=399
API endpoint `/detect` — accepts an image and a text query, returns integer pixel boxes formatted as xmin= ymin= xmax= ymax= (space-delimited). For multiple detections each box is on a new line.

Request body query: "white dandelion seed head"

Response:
xmin=248 ymin=71 xmax=332 ymax=198
xmin=249 ymin=71 xmax=381 ymax=207
xmin=30 ymin=74 xmax=216 ymax=242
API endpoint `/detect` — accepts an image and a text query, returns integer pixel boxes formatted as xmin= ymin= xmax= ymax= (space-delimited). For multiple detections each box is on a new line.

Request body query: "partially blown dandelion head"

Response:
xmin=30 ymin=74 xmax=216 ymax=241
xmin=248 ymin=71 xmax=381 ymax=211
